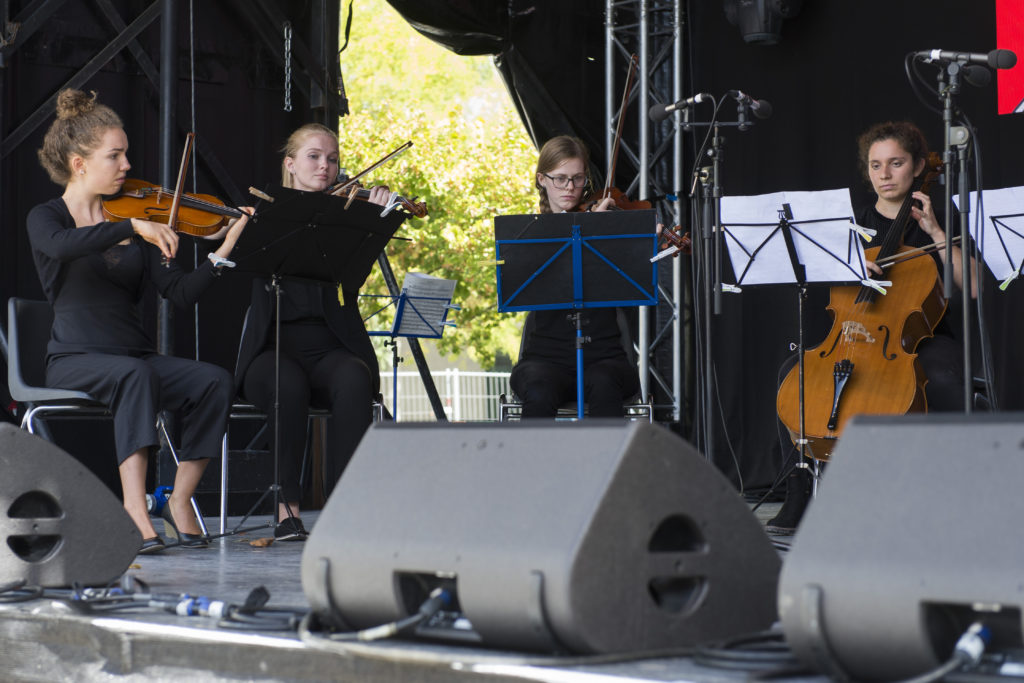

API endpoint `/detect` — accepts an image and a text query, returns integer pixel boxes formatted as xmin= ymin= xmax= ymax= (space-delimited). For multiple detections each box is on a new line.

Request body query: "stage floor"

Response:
xmin=0 ymin=505 xmax=814 ymax=683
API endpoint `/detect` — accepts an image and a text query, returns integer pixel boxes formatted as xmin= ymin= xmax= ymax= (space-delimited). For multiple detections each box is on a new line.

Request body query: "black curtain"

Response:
xmin=386 ymin=0 xmax=1024 ymax=489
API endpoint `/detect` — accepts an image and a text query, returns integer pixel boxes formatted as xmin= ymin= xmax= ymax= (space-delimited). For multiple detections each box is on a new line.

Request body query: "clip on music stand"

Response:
xmin=957 ymin=186 xmax=1024 ymax=291
xmin=721 ymin=188 xmax=868 ymax=493
xmin=227 ymin=185 xmax=406 ymax=533
xmin=494 ymin=209 xmax=658 ymax=419
xmin=366 ymin=273 xmax=458 ymax=420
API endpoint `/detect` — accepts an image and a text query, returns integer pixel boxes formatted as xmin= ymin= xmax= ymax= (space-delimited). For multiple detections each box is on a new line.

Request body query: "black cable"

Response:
xmin=693 ymin=630 xmax=808 ymax=675
xmin=0 ymin=580 xmax=43 ymax=603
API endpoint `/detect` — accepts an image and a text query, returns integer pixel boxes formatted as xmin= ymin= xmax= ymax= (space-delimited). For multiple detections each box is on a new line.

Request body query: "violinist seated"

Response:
xmin=27 ymin=89 xmax=251 ymax=554
xmin=234 ymin=123 xmax=388 ymax=541
xmin=767 ymin=120 xmax=978 ymax=535
xmin=508 ymin=135 xmax=641 ymax=418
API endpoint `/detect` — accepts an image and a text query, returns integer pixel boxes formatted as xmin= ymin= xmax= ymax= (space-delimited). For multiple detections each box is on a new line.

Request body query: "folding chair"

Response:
xmin=7 ymin=298 xmax=209 ymax=535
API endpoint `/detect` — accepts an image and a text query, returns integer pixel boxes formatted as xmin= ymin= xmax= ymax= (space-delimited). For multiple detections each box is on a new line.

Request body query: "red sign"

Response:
xmin=998 ymin=0 xmax=1024 ymax=114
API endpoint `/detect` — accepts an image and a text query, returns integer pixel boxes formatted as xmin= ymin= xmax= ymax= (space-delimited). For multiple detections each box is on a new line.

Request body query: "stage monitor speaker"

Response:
xmin=779 ymin=413 xmax=1024 ymax=680
xmin=302 ymin=421 xmax=781 ymax=654
xmin=0 ymin=423 xmax=140 ymax=587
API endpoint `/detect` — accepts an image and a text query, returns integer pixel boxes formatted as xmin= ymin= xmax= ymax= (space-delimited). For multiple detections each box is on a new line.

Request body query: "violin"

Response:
xmin=659 ymin=225 xmax=692 ymax=254
xmin=103 ymin=178 xmax=245 ymax=239
xmin=326 ymin=141 xmax=428 ymax=218
xmin=329 ymin=181 xmax=428 ymax=218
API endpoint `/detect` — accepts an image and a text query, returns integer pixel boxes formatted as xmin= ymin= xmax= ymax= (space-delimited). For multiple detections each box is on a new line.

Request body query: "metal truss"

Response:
xmin=605 ymin=0 xmax=688 ymax=425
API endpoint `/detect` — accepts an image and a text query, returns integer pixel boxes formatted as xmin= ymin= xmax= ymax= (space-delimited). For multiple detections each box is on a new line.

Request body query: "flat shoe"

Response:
xmin=274 ymin=517 xmax=308 ymax=541
xmin=138 ymin=536 xmax=166 ymax=555
xmin=161 ymin=503 xmax=209 ymax=548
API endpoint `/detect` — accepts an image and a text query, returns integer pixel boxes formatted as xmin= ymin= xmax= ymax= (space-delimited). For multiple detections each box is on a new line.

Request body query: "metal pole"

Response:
xmin=157 ymin=0 xmax=177 ymax=357
xmin=637 ymin=0 xmax=650 ymax=400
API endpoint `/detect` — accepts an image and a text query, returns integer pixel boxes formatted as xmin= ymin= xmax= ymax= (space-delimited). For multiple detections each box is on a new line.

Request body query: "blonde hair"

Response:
xmin=280 ymin=123 xmax=339 ymax=187
xmin=37 ymin=89 xmax=123 ymax=185
xmin=535 ymin=135 xmax=591 ymax=214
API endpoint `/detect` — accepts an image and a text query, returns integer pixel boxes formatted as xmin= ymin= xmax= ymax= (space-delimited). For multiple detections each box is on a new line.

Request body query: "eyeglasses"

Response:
xmin=542 ymin=173 xmax=587 ymax=189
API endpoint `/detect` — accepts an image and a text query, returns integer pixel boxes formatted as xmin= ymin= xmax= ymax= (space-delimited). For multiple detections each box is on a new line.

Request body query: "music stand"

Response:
xmin=721 ymin=188 xmax=869 ymax=494
xmin=956 ymin=186 xmax=1024 ymax=290
xmin=495 ymin=209 xmax=658 ymax=418
xmin=365 ymin=273 xmax=458 ymax=420
xmin=227 ymin=186 xmax=406 ymax=533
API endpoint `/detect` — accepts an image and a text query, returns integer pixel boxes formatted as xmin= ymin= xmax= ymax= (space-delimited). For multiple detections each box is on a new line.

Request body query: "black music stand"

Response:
xmin=227 ymin=186 xmax=406 ymax=533
xmin=495 ymin=209 xmax=658 ymax=419
xmin=958 ymin=186 xmax=1024 ymax=290
xmin=721 ymin=189 xmax=867 ymax=496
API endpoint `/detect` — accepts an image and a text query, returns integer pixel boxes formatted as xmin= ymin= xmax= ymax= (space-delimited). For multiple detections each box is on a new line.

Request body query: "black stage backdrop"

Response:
xmin=386 ymin=0 xmax=1024 ymax=490
xmin=2 ymin=1 xmax=1022 ymax=492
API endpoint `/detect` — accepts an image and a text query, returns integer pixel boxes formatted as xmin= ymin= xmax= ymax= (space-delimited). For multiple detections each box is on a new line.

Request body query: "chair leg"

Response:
xmin=220 ymin=433 xmax=229 ymax=535
xmin=158 ymin=417 xmax=210 ymax=537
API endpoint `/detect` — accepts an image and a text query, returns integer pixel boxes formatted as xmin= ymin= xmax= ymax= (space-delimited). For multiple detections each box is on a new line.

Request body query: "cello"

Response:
xmin=776 ymin=153 xmax=945 ymax=460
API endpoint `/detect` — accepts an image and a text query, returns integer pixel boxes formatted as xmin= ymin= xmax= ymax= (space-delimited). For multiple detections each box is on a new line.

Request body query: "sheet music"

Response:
xmin=955 ymin=186 xmax=1024 ymax=282
xmin=721 ymin=188 xmax=866 ymax=286
xmin=396 ymin=272 xmax=457 ymax=337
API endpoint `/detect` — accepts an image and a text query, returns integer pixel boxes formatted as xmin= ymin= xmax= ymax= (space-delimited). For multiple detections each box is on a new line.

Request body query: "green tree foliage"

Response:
xmin=337 ymin=0 xmax=537 ymax=368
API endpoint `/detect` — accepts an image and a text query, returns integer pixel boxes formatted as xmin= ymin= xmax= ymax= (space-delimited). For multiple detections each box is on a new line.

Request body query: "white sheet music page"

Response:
xmin=396 ymin=272 xmax=458 ymax=337
xmin=955 ymin=186 xmax=1024 ymax=282
xmin=721 ymin=188 xmax=865 ymax=286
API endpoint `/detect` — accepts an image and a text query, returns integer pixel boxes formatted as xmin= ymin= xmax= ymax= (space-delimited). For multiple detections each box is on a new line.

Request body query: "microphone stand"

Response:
xmin=937 ymin=63 xmax=974 ymax=413
xmin=682 ymin=102 xmax=760 ymax=463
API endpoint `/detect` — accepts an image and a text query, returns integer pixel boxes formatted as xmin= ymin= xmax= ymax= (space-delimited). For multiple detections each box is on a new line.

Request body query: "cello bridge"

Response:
xmin=840 ymin=321 xmax=875 ymax=343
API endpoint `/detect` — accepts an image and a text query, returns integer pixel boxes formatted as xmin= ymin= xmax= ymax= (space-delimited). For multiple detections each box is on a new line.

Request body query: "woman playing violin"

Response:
xmin=27 ymin=89 xmax=251 ymax=553
xmin=234 ymin=123 xmax=388 ymax=540
xmin=508 ymin=135 xmax=640 ymax=418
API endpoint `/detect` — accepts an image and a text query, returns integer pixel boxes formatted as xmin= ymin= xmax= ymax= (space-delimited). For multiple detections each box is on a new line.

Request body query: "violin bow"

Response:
xmin=602 ymin=54 xmax=639 ymax=197
xmin=328 ymin=141 xmax=413 ymax=196
xmin=154 ymin=132 xmax=196 ymax=265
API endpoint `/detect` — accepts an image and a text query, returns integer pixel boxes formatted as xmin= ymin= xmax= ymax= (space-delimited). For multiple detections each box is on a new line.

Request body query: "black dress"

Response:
xmin=234 ymin=279 xmax=378 ymax=501
xmin=26 ymin=197 xmax=233 ymax=464
xmin=509 ymin=308 xmax=640 ymax=418
xmin=855 ymin=204 xmax=964 ymax=411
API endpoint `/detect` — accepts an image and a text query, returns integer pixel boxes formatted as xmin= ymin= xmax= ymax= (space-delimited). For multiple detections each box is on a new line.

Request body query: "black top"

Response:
xmin=26 ymin=197 xmax=221 ymax=359
xmin=519 ymin=308 xmax=627 ymax=369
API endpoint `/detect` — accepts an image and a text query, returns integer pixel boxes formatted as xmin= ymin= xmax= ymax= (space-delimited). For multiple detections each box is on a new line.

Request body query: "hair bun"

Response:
xmin=55 ymin=89 xmax=98 ymax=120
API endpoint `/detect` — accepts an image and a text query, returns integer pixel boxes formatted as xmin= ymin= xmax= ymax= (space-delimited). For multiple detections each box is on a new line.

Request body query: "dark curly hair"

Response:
xmin=856 ymin=121 xmax=929 ymax=181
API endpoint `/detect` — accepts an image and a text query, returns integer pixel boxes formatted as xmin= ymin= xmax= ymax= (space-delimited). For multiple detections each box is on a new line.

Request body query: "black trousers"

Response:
xmin=241 ymin=344 xmax=373 ymax=502
xmin=510 ymin=357 xmax=641 ymax=418
xmin=47 ymin=352 xmax=232 ymax=464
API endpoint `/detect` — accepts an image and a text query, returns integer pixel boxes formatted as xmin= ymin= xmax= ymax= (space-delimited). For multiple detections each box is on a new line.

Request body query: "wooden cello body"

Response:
xmin=776 ymin=154 xmax=945 ymax=460
xmin=776 ymin=245 xmax=946 ymax=459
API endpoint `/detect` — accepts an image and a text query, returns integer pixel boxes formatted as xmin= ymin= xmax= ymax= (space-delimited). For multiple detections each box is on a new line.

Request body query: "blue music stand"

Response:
xmin=494 ymin=209 xmax=658 ymax=418
xmin=365 ymin=274 xmax=458 ymax=420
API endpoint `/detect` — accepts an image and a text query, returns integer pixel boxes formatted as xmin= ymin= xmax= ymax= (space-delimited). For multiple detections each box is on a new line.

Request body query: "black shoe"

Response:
xmin=274 ymin=517 xmax=308 ymax=541
xmin=161 ymin=503 xmax=210 ymax=548
xmin=138 ymin=536 xmax=166 ymax=555
xmin=766 ymin=468 xmax=812 ymax=535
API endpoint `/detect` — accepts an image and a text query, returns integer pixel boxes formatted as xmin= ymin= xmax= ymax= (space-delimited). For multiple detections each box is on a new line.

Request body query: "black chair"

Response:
xmin=7 ymin=297 xmax=209 ymax=535
xmin=498 ymin=308 xmax=652 ymax=422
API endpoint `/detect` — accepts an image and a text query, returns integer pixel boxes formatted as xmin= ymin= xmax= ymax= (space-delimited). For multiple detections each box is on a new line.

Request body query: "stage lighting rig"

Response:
xmin=723 ymin=0 xmax=803 ymax=45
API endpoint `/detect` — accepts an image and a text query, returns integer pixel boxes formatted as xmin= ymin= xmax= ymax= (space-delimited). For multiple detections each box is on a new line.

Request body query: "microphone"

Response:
xmin=963 ymin=64 xmax=992 ymax=87
xmin=729 ymin=90 xmax=772 ymax=119
xmin=649 ymin=93 xmax=712 ymax=122
xmin=915 ymin=48 xmax=1017 ymax=69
